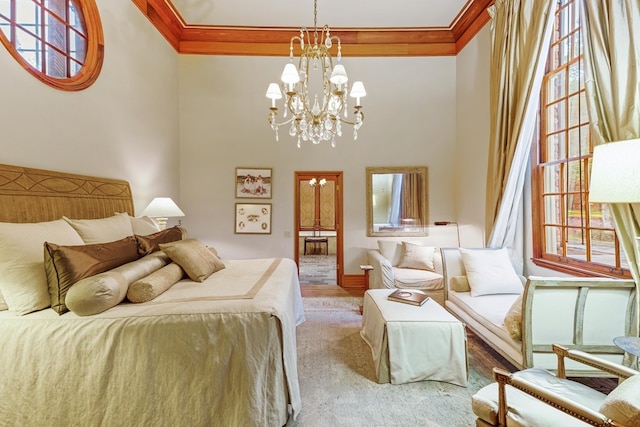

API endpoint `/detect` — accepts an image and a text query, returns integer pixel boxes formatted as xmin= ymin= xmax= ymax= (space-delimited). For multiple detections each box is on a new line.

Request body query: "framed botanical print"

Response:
xmin=235 ymin=167 xmax=272 ymax=199
xmin=235 ymin=203 xmax=272 ymax=234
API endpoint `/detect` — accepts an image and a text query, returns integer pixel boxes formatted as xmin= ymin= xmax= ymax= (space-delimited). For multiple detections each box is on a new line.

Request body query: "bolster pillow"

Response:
xmin=127 ymin=263 xmax=185 ymax=303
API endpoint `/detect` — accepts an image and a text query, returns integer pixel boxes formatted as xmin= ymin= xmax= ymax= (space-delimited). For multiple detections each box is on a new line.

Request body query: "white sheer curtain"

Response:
xmin=484 ymin=0 xmax=555 ymax=252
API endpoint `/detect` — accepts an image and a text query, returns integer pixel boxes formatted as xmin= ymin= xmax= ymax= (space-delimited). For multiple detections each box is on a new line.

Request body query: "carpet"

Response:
xmin=298 ymin=255 xmax=337 ymax=285
xmin=287 ymin=296 xmax=512 ymax=427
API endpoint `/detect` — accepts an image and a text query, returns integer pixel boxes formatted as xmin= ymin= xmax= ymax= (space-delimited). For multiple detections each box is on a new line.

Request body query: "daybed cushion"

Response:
xmin=62 ymin=212 xmax=134 ymax=244
xmin=65 ymin=252 xmax=170 ymax=316
xmin=599 ymin=374 xmax=640 ymax=426
xmin=397 ymin=242 xmax=435 ymax=271
xmin=459 ymin=248 xmax=523 ymax=297
xmin=136 ymin=226 xmax=185 ymax=256
xmin=127 ymin=262 xmax=185 ymax=303
xmin=159 ymin=238 xmax=225 ymax=282
xmin=44 ymin=236 xmax=140 ymax=314
xmin=0 ymin=219 xmax=84 ymax=314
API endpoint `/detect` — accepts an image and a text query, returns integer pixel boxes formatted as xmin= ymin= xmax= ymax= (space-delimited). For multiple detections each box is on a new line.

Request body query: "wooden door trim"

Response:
xmin=294 ymin=171 xmax=344 ymax=286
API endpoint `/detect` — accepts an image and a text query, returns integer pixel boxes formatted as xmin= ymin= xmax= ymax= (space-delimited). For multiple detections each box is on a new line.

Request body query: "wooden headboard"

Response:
xmin=0 ymin=164 xmax=134 ymax=223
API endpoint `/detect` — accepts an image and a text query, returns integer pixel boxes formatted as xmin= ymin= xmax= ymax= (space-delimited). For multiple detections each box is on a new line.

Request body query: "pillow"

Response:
xmin=65 ymin=271 xmax=128 ymax=316
xmin=377 ymin=240 xmax=402 ymax=266
xmin=459 ymin=248 xmax=523 ymax=297
xmin=64 ymin=252 xmax=170 ymax=316
xmin=127 ymin=263 xmax=185 ymax=303
xmin=129 ymin=215 xmax=160 ymax=236
xmin=62 ymin=212 xmax=134 ymax=244
xmin=159 ymin=239 xmax=225 ymax=282
xmin=136 ymin=226 xmax=186 ymax=256
xmin=0 ymin=219 xmax=84 ymax=314
xmin=451 ymin=276 xmax=471 ymax=292
xmin=397 ymin=242 xmax=435 ymax=271
xmin=504 ymin=294 xmax=523 ymax=341
xmin=0 ymin=289 xmax=8 ymax=311
xmin=44 ymin=236 xmax=139 ymax=314
xmin=599 ymin=374 xmax=640 ymax=426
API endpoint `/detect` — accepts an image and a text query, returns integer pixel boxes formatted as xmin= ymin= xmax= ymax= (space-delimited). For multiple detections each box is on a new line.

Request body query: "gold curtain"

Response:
xmin=400 ymin=173 xmax=422 ymax=226
xmin=582 ymin=0 xmax=640 ymax=335
xmin=484 ymin=0 xmax=555 ymax=246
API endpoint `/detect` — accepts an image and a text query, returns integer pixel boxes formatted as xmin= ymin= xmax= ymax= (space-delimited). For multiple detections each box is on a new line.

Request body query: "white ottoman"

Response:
xmin=360 ymin=289 xmax=468 ymax=386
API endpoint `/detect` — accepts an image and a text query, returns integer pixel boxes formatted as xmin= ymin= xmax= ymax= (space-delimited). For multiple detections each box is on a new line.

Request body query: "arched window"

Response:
xmin=0 ymin=0 xmax=103 ymax=91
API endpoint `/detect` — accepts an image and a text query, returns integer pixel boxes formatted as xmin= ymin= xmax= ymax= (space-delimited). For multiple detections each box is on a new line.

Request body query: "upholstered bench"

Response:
xmin=360 ymin=288 xmax=468 ymax=386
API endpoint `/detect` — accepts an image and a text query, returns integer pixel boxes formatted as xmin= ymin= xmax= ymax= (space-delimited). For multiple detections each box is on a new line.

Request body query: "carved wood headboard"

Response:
xmin=0 ymin=164 xmax=134 ymax=223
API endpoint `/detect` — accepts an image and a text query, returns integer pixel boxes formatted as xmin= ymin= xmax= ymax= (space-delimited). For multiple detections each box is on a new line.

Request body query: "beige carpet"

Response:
xmin=287 ymin=296 xmax=514 ymax=427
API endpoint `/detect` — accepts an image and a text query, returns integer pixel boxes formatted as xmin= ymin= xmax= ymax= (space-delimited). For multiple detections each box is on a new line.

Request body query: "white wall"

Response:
xmin=178 ymin=55 xmax=459 ymax=274
xmin=454 ymin=26 xmax=492 ymax=248
xmin=0 ymin=0 xmax=180 ymax=214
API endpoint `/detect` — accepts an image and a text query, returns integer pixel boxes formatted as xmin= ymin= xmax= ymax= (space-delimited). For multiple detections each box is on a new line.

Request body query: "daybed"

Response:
xmin=0 ymin=164 xmax=304 ymax=427
xmin=441 ymin=247 xmax=637 ymax=376
xmin=366 ymin=240 xmax=445 ymax=304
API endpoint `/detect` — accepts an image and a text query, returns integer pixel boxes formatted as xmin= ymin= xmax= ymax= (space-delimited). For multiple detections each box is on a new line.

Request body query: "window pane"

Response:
xmin=46 ymin=43 xmax=67 ymax=78
xmin=568 ymin=93 xmax=580 ymax=127
xmin=543 ymin=195 xmax=563 ymax=225
xmin=547 ymin=100 xmax=566 ymax=132
xmin=0 ymin=0 xmax=9 ymax=18
xmin=547 ymin=70 xmax=566 ymax=103
xmin=45 ymin=10 xmax=66 ymax=53
xmin=568 ymin=61 xmax=582 ymax=93
xmin=590 ymin=229 xmax=616 ymax=266
xmin=590 ymin=202 xmax=616 ymax=229
xmin=69 ymin=27 xmax=86 ymax=63
xmin=16 ymin=26 xmax=42 ymax=70
xmin=542 ymin=165 xmax=562 ymax=194
xmin=16 ymin=2 xmax=41 ymax=37
xmin=567 ymin=227 xmax=586 ymax=261
xmin=566 ymin=160 xmax=584 ymax=197
xmin=545 ymin=225 xmax=563 ymax=255
xmin=545 ymin=132 xmax=566 ymax=162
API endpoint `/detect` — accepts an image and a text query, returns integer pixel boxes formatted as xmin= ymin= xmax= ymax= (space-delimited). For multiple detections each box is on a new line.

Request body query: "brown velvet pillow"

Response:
xmin=44 ymin=236 xmax=139 ymax=314
xmin=135 ymin=226 xmax=186 ymax=256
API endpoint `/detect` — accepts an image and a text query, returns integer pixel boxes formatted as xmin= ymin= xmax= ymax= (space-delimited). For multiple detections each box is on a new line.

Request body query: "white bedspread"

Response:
xmin=0 ymin=257 xmax=304 ymax=427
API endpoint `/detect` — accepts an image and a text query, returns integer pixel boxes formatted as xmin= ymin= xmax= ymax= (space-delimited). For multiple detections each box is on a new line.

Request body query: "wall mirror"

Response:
xmin=366 ymin=166 xmax=429 ymax=237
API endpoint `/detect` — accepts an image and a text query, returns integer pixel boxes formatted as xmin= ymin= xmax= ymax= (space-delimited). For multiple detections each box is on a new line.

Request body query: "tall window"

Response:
xmin=532 ymin=0 xmax=629 ymax=278
xmin=0 ymin=0 xmax=103 ymax=90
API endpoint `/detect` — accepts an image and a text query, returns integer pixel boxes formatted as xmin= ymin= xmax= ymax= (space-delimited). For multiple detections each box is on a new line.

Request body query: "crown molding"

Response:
xmin=132 ymin=0 xmax=495 ymax=56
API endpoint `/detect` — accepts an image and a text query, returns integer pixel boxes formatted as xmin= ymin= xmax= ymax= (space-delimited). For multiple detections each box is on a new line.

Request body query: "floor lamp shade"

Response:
xmin=589 ymin=138 xmax=640 ymax=203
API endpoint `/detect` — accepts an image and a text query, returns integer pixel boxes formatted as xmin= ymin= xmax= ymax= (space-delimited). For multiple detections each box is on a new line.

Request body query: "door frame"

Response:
xmin=294 ymin=171 xmax=344 ymax=286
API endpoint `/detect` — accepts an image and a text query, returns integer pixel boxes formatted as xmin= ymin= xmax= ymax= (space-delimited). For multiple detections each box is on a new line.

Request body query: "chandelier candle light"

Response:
xmin=265 ymin=0 xmax=366 ymax=148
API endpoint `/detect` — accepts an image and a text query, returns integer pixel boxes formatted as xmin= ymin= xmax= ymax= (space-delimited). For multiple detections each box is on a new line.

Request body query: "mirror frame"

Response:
xmin=366 ymin=166 xmax=429 ymax=237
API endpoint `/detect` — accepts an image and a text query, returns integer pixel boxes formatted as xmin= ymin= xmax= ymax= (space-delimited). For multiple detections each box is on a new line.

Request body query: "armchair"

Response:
xmin=472 ymin=344 xmax=640 ymax=426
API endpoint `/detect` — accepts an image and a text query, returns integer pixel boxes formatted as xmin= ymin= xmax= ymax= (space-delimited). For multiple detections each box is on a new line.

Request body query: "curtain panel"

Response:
xmin=484 ymin=0 xmax=556 ymax=250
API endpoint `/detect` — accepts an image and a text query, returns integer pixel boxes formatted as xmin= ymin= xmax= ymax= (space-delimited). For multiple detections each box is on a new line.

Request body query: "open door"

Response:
xmin=294 ymin=171 xmax=343 ymax=286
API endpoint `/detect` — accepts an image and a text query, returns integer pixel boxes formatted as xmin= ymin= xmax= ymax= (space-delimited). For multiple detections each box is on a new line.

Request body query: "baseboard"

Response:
xmin=342 ymin=274 xmax=365 ymax=289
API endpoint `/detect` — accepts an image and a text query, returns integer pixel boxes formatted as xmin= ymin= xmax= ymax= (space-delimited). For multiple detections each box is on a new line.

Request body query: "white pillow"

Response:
xmin=0 ymin=219 xmax=84 ymax=314
xmin=397 ymin=242 xmax=435 ymax=271
xmin=63 ymin=212 xmax=134 ymax=244
xmin=459 ymin=248 xmax=523 ymax=297
xmin=377 ymin=240 xmax=402 ymax=266
xmin=128 ymin=215 xmax=160 ymax=236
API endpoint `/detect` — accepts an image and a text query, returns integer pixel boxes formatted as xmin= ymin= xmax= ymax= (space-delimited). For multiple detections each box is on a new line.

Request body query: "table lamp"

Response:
xmin=140 ymin=197 xmax=185 ymax=230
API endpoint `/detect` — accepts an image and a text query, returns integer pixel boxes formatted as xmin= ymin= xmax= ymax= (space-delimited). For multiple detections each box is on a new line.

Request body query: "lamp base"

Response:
xmin=155 ymin=217 xmax=168 ymax=231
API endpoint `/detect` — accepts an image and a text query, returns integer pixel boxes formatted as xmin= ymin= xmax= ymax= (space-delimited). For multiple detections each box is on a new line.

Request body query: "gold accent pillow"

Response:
xmin=136 ymin=226 xmax=186 ymax=256
xmin=600 ymin=374 xmax=640 ymax=425
xmin=44 ymin=236 xmax=139 ymax=314
xmin=504 ymin=294 xmax=523 ymax=341
xmin=159 ymin=239 xmax=225 ymax=282
xmin=451 ymin=276 xmax=471 ymax=292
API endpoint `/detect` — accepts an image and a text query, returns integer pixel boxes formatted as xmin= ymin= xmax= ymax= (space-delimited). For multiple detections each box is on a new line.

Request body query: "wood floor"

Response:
xmin=300 ymin=285 xmax=364 ymax=298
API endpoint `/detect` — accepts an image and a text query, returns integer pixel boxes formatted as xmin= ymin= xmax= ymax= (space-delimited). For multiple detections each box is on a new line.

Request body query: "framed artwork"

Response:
xmin=235 ymin=167 xmax=272 ymax=198
xmin=235 ymin=203 xmax=272 ymax=234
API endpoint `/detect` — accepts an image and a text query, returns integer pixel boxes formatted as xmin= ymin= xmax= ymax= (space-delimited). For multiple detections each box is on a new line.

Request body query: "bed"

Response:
xmin=0 ymin=164 xmax=304 ymax=427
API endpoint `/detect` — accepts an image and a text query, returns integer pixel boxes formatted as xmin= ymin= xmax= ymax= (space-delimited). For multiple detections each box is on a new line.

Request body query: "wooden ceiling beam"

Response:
xmin=134 ymin=0 xmax=492 ymax=57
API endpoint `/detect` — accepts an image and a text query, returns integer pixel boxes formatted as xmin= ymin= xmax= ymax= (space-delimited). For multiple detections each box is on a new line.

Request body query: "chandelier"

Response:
xmin=309 ymin=177 xmax=326 ymax=187
xmin=265 ymin=0 xmax=366 ymax=148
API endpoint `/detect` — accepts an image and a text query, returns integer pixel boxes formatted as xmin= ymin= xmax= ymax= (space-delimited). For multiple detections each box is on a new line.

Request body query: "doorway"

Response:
xmin=294 ymin=171 xmax=343 ymax=286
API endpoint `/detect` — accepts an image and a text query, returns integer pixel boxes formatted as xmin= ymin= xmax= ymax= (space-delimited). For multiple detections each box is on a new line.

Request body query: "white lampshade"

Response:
xmin=140 ymin=197 xmax=185 ymax=230
xmin=589 ymin=138 xmax=640 ymax=203
xmin=265 ymin=83 xmax=282 ymax=100
xmin=329 ymin=64 xmax=348 ymax=85
xmin=349 ymin=81 xmax=366 ymax=105
xmin=280 ymin=63 xmax=300 ymax=85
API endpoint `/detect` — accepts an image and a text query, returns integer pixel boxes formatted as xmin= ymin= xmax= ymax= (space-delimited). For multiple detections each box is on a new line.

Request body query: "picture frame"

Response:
xmin=235 ymin=167 xmax=272 ymax=199
xmin=235 ymin=203 xmax=272 ymax=234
